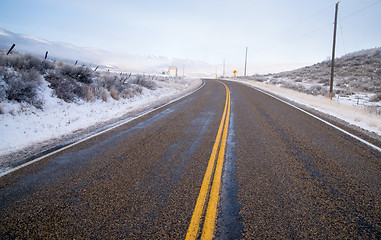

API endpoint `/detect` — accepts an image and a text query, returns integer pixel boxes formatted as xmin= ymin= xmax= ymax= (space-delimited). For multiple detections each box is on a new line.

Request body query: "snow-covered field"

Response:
xmin=0 ymin=77 xmax=202 ymax=170
xmin=231 ymin=79 xmax=381 ymax=137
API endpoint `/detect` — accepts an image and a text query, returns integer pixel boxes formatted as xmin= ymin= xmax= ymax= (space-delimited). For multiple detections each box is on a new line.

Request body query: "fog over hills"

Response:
xmin=0 ymin=28 xmax=211 ymax=76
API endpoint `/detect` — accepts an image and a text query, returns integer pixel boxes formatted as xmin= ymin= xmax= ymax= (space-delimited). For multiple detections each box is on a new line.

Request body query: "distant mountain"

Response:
xmin=0 ymin=28 xmax=211 ymax=76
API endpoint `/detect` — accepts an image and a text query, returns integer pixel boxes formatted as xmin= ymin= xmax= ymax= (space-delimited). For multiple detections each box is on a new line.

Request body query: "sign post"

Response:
xmin=233 ymin=70 xmax=237 ymax=77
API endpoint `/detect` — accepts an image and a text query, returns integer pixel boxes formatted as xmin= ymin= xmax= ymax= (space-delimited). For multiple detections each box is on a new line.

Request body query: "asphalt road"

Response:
xmin=1 ymin=79 xmax=380 ymax=239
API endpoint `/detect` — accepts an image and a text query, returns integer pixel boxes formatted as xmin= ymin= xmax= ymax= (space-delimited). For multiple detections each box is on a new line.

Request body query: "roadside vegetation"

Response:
xmin=0 ymin=50 xmax=164 ymax=112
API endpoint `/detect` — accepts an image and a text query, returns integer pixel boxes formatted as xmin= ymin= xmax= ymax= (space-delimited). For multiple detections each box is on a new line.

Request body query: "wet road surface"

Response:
xmin=1 ymin=79 xmax=380 ymax=239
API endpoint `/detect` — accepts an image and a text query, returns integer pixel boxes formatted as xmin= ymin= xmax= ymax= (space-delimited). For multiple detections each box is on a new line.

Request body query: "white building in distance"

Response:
xmin=168 ymin=66 xmax=177 ymax=76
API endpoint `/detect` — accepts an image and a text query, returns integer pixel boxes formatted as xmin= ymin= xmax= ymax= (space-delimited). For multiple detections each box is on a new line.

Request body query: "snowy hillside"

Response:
xmin=242 ymin=48 xmax=381 ymax=112
xmin=0 ymin=51 xmax=202 ymax=171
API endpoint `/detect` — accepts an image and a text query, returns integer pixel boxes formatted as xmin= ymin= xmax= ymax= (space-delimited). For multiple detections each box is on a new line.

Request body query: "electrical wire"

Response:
xmin=270 ymin=3 xmax=336 ymax=47
xmin=341 ymin=0 xmax=381 ymax=20
xmin=339 ymin=12 xmax=347 ymax=55
xmin=268 ymin=0 xmax=380 ymax=50
xmin=278 ymin=3 xmax=336 ymax=35
xmin=253 ymin=1 xmax=379 ymax=63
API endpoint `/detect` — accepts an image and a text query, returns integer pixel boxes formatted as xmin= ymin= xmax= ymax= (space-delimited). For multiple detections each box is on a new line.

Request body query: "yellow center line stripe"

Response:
xmin=185 ymin=81 xmax=231 ymax=240
xmin=201 ymin=85 xmax=230 ymax=239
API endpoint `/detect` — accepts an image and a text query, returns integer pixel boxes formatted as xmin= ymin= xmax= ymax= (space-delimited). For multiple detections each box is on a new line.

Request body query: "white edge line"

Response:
xmin=231 ymin=80 xmax=381 ymax=153
xmin=0 ymin=80 xmax=206 ymax=178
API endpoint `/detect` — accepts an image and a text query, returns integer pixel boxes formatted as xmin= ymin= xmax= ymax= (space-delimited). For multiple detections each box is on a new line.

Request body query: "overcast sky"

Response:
xmin=1 ymin=0 xmax=380 ymax=74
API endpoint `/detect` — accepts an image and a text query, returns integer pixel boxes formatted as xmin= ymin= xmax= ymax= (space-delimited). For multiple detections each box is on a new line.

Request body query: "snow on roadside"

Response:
xmin=0 ymin=78 xmax=202 ymax=162
xmin=230 ymin=79 xmax=381 ymax=137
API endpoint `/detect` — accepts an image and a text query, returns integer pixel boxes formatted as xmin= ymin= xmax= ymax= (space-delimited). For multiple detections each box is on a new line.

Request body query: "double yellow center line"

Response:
xmin=186 ymin=81 xmax=231 ymax=240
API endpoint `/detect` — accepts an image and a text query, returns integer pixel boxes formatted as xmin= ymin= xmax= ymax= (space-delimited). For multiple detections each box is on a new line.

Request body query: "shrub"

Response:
xmin=101 ymin=89 xmax=108 ymax=102
xmin=374 ymin=79 xmax=381 ymax=87
xmin=318 ymin=77 xmax=328 ymax=84
xmin=0 ymin=85 xmax=5 ymax=101
xmin=309 ymin=85 xmax=329 ymax=97
xmin=40 ymin=59 xmax=55 ymax=73
xmin=369 ymin=93 xmax=381 ymax=102
xmin=269 ymin=78 xmax=282 ymax=85
xmin=0 ymin=51 xmax=173 ymax=105
xmin=102 ymin=74 xmax=124 ymax=92
xmin=120 ymin=88 xmax=134 ymax=99
xmin=73 ymin=82 xmax=91 ymax=100
xmin=45 ymin=70 xmax=78 ymax=102
xmin=0 ymin=53 xmax=54 ymax=74
xmin=109 ymin=86 xmax=120 ymax=100
xmin=46 ymin=63 xmax=97 ymax=102
xmin=0 ymin=67 xmax=14 ymax=100
xmin=86 ymin=85 xmax=96 ymax=102
xmin=132 ymin=85 xmax=143 ymax=94
xmin=131 ymin=75 xmax=157 ymax=90
xmin=282 ymin=82 xmax=306 ymax=93
xmin=254 ymin=76 xmax=268 ymax=82
xmin=4 ymin=69 xmax=43 ymax=108
xmin=309 ymin=85 xmax=321 ymax=95
xmin=60 ymin=64 xmax=93 ymax=84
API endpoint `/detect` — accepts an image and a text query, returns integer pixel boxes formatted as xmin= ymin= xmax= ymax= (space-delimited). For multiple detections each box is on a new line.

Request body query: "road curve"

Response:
xmin=0 ymin=79 xmax=380 ymax=239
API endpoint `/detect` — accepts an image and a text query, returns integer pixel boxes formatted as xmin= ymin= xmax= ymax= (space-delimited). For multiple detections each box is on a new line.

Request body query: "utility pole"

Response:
xmin=223 ymin=59 xmax=225 ymax=77
xmin=330 ymin=2 xmax=339 ymax=100
xmin=244 ymin=47 xmax=248 ymax=77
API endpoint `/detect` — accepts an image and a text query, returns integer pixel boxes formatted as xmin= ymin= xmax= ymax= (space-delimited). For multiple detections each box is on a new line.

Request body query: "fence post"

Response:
xmin=7 ymin=44 xmax=16 ymax=55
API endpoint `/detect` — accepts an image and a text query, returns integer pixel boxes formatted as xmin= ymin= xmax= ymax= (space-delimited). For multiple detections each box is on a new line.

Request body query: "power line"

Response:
xmin=339 ymin=12 xmax=347 ymax=55
xmin=292 ymin=23 xmax=332 ymax=42
xmin=336 ymin=0 xmax=380 ymax=56
xmin=341 ymin=0 xmax=381 ymax=20
xmin=282 ymin=0 xmax=381 ymax=42
xmin=247 ymin=1 xmax=380 ymax=67
xmin=278 ymin=3 xmax=336 ymax=35
xmin=270 ymin=3 xmax=337 ymax=48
